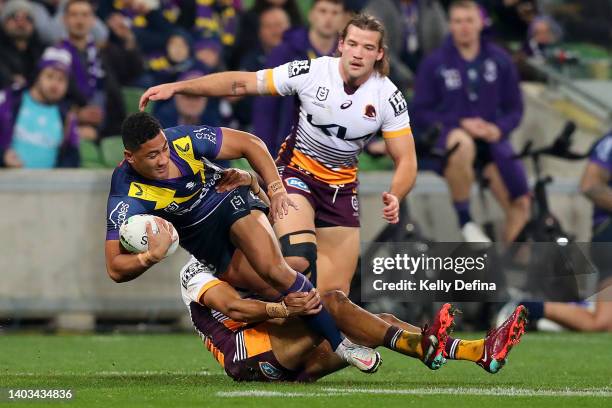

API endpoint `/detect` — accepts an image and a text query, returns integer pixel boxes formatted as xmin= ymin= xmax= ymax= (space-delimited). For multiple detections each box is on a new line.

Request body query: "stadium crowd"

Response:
xmin=0 ymin=0 xmax=600 ymax=169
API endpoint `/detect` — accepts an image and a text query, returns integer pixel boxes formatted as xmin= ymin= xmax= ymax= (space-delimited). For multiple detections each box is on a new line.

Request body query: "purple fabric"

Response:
xmin=589 ymin=133 xmax=612 ymax=225
xmin=252 ymin=28 xmax=337 ymax=157
xmin=411 ymin=36 xmax=524 ymax=140
xmin=58 ymin=38 xmax=104 ymax=100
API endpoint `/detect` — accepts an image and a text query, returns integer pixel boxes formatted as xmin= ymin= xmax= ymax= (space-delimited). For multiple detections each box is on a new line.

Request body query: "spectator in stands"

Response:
xmin=96 ymin=0 xmax=173 ymax=53
xmin=363 ymin=0 xmax=447 ymax=91
xmin=194 ymin=37 xmax=223 ymax=73
xmin=411 ymin=0 xmax=529 ymax=243
xmin=140 ymin=31 xmax=206 ymax=87
xmin=59 ymin=0 xmax=143 ymax=139
xmin=232 ymin=6 xmax=290 ymax=130
xmin=0 ymin=46 xmax=79 ymax=168
xmin=30 ymin=0 xmax=109 ymax=45
xmin=0 ymin=0 xmax=45 ymax=88
xmin=546 ymin=0 xmax=612 ymax=48
xmin=229 ymin=0 xmax=303 ymax=69
xmin=153 ymin=70 xmax=222 ymax=130
xmin=513 ymin=14 xmax=562 ymax=81
xmin=253 ymin=0 xmax=344 ymax=156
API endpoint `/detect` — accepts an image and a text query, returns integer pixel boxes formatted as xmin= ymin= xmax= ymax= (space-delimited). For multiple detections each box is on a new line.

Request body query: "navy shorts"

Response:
xmin=179 ymin=185 xmax=268 ymax=275
xmin=280 ymin=166 xmax=360 ymax=228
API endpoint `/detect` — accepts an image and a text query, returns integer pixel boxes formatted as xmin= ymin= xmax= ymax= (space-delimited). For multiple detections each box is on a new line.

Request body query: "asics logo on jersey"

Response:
xmin=340 ymin=100 xmax=352 ymax=109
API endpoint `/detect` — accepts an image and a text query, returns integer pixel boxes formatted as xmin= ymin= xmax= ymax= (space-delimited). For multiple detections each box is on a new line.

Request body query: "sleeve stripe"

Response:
xmin=265 ymin=69 xmax=278 ymax=95
xmin=383 ymin=127 xmax=413 ymax=139
xmin=196 ymin=279 xmax=224 ymax=304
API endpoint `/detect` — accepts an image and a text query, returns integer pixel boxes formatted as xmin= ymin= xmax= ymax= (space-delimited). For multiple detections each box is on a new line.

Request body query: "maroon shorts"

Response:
xmin=190 ymin=302 xmax=298 ymax=382
xmin=279 ymin=166 xmax=360 ymax=228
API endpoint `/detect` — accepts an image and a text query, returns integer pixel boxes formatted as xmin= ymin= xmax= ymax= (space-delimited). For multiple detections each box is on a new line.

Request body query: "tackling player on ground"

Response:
xmin=178 ymin=255 xmax=527 ymax=381
xmin=104 ymin=112 xmax=381 ymax=372
xmin=139 ymin=14 xmax=418 ymax=295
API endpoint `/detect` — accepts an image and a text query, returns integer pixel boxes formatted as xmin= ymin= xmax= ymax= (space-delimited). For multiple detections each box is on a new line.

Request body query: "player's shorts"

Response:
xmin=179 ymin=185 xmax=268 ymax=275
xmin=279 ymin=166 xmax=360 ymax=228
xmin=417 ymin=127 xmax=529 ymax=200
xmin=189 ymin=301 xmax=299 ymax=382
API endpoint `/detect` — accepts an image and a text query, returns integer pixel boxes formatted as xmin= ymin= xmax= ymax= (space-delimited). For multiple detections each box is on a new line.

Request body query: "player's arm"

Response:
xmin=580 ymin=161 xmax=612 ymax=210
xmin=139 ymin=70 xmax=273 ymax=110
xmin=105 ymin=218 xmax=174 ymax=283
xmin=216 ymin=127 xmax=297 ymax=219
xmin=201 ymin=282 xmax=321 ymax=323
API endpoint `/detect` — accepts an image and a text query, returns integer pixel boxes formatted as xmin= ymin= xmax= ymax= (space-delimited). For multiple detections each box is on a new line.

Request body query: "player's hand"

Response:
xmin=3 ymin=149 xmax=23 ymax=168
xmin=269 ymin=191 xmax=298 ymax=222
xmin=140 ymin=83 xmax=177 ymax=111
xmin=216 ymin=168 xmax=252 ymax=193
xmin=283 ymin=289 xmax=322 ymax=316
xmin=481 ymin=122 xmax=502 ymax=143
xmin=145 ymin=217 xmax=176 ymax=262
xmin=382 ymin=191 xmax=399 ymax=224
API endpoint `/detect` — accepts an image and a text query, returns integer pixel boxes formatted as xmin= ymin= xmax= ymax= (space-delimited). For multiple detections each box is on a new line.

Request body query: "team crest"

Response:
xmin=351 ymin=195 xmax=359 ymax=211
xmin=316 ymin=87 xmax=329 ymax=101
xmin=363 ymin=104 xmax=376 ymax=119
xmin=259 ymin=361 xmax=283 ymax=380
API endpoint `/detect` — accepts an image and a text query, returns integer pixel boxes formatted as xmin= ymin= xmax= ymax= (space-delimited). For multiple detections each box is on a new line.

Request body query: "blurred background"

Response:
xmin=1 ymin=0 xmax=611 ymax=333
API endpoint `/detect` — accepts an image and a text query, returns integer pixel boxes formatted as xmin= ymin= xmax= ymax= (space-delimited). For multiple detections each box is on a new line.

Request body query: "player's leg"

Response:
xmin=442 ymin=129 xmax=487 ymax=241
xmin=315 ymin=227 xmax=359 ymax=294
xmin=539 ymin=297 xmax=612 ymax=332
xmin=229 ymin=208 xmax=381 ymax=372
xmin=487 ymin=141 xmax=531 ymax=243
xmin=273 ymin=193 xmax=319 ymax=283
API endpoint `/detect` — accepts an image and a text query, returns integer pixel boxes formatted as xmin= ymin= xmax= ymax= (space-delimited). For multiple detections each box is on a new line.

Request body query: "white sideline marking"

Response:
xmin=7 ymin=370 xmax=217 ymax=377
xmin=217 ymin=387 xmax=612 ymax=398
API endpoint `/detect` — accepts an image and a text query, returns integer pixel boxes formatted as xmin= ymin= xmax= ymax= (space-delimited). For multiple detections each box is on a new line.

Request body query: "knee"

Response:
xmin=321 ymin=289 xmax=349 ymax=313
xmin=511 ymin=195 xmax=531 ymax=216
xmin=279 ymin=231 xmax=317 ymax=281
xmin=447 ymin=129 xmax=476 ymax=164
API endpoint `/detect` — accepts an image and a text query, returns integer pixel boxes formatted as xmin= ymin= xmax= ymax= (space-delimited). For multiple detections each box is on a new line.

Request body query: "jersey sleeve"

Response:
xmin=257 ymin=58 xmax=314 ymax=96
xmin=180 ymin=256 xmax=224 ymax=306
xmin=381 ymin=86 xmax=413 ymax=139
xmin=169 ymin=125 xmax=223 ymax=160
xmin=590 ymin=134 xmax=612 ymax=172
xmin=106 ymin=195 xmax=149 ymax=240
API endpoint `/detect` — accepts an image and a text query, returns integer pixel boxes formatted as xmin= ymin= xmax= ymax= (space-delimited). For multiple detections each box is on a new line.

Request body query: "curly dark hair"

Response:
xmin=121 ymin=112 xmax=162 ymax=151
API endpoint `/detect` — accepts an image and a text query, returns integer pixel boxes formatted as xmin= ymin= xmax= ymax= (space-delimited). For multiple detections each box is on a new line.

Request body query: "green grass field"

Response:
xmin=1 ymin=332 xmax=611 ymax=407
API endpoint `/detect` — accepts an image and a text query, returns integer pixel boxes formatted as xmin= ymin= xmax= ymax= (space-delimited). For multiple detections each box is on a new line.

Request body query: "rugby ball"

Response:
xmin=119 ymin=214 xmax=179 ymax=256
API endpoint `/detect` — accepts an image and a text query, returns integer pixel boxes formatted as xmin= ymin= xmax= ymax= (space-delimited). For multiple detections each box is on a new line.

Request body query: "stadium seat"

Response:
xmin=358 ymin=152 xmax=394 ymax=172
xmin=100 ymin=136 xmax=125 ymax=168
xmin=122 ymin=87 xmax=154 ymax=115
xmin=79 ymin=140 xmax=104 ymax=168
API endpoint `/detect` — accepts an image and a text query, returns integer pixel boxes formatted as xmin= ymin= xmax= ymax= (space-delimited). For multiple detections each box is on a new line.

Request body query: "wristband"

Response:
xmin=265 ymin=301 xmax=290 ymax=318
xmin=267 ymin=180 xmax=285 ymax=198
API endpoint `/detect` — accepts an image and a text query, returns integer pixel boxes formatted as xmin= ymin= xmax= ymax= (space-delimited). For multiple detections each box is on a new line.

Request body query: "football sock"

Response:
xmin=445 ymin=337 xmax=484 ymax=362
xmin=384 ymin=326 xmax=422 ymax=359
xmin=454 ymin=200 xmax=472 ymax=227
xmin=283 ymin=273 xmax=343 ymax=350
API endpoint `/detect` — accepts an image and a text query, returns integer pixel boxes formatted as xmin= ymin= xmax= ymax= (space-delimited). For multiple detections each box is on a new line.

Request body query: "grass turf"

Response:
xmin=1 ymin=332 xmax=611 ymax=407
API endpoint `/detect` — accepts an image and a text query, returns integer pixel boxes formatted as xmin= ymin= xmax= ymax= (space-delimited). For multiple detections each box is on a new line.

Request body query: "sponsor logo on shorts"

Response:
xmin=285 ymin=177 xmax=310 ymax=193
xmin=109 ymin=201 xmax=130 ymax=229
xmin=288 ymin=60 xmax=311 ymax=78
xmin=259 ymin=361 xmax=283 ymax=380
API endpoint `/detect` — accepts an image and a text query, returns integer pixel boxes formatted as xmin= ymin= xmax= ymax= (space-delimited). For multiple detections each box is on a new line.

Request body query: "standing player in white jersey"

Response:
xmin=140 ymin=14 xmax=417 ymax=295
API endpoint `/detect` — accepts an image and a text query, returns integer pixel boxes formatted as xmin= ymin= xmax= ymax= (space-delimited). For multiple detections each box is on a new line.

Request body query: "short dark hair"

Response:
xmin=121 ymin=112 xmax=162 ymax=151
xmin=449 ymin=0 xmax=479 ymax=14
xmin=64 ymin=0 xmax=93 ymax=14
xmin=312 ymin=0 xmax=344 ymax=7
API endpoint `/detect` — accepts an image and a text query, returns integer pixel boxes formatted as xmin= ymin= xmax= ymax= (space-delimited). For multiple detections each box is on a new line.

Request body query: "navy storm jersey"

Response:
xmin=589 ymin=132 xmax=612 ymax=226
xmin=106 ymin=124 xmax=228 ymax=242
